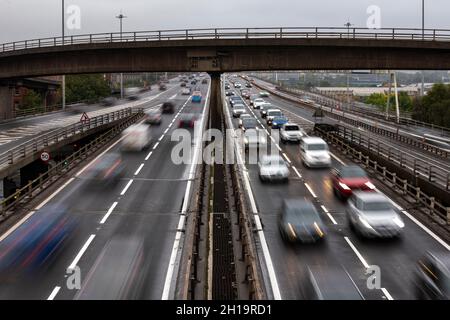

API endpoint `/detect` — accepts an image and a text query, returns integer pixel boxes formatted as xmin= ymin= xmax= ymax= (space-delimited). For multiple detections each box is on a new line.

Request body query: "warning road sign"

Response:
xmin=80 ymin=112 xmax=90 ymax=124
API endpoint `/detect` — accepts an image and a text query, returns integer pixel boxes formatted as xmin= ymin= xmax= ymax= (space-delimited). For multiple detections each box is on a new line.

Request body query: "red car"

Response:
xmin=331 ymin=165 xmax=375 ymax=199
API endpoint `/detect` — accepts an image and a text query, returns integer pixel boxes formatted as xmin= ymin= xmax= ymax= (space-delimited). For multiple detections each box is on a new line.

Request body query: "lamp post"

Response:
xmin=421 ymin=0 xmax=425 ymax=96
xmin=62 ymin=0 xmax=66 ymax=110
xmin=344 ymin=21 xmax=353 ymax=109
xmin=116 ymin=12 xmax=127 ymax=99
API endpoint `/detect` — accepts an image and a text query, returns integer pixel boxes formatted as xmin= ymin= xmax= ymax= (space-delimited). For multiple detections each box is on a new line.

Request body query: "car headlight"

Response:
xmin=313 ymin=222 xmax=324 ymax=238
xmin=393 ymin=216 xmax=405 ymax=228
xmin=260 ymin=137 xmax=267 ymax=144
xmin=359 ymin=216 xmax=373 ymax=229
xmin=287 ymin=223 xmax=297 ymax=239
xmin=339 ymin=182 xmax=351 ymax=190
xmin=365 ymin=181 xmax=376 ymax=190
xmin=244 ymin=138 xmax=249 ymax=145
xmin=273 ymin=122 xmax=278 ymax=126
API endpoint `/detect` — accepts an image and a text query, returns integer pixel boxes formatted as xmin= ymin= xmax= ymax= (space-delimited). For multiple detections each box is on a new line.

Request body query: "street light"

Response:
xmin=62 ymin=0 xmax=66 ymax=110
xmin=421 ymin=0 xmax=425 ymax=96
xmin=344 ymin=20 xmax=354 ymax=108
xmin=116 ymin=11 xmax=127 ymax=99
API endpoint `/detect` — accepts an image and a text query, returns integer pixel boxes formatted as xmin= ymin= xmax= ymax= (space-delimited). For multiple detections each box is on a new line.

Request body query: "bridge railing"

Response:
xmin=2 ymin=27 xmax=450 ymax=53
xmin=0 ymin=107 xmax=135 ymax=175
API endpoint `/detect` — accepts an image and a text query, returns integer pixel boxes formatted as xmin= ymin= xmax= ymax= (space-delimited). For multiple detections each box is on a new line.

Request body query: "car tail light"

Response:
xmin=339 ymin=182 xmax=351 ymax=190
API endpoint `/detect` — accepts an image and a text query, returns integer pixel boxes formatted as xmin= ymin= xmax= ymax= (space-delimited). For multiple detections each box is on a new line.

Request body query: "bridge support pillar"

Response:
xmin=20 ymin=159 xmax=49 ymax=188
xmin=0 ymin=85 xmax=14 ymax=120
xmin=208 ymin=72 xmax=223 ymax=120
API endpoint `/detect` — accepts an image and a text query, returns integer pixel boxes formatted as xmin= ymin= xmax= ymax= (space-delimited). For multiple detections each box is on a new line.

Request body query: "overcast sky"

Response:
xmin=0 ymin=0 xmax=448 ymax=43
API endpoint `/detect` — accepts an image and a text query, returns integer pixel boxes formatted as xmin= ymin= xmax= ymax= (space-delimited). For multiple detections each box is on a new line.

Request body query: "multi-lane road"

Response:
xmin=224 ymin=75 xmax=449 ymax=300
xmin=0 ymin=79 xmax=209 ymax=299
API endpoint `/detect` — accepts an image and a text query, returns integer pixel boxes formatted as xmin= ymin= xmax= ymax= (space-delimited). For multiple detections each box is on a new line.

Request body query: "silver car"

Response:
xmin=347 ymin=192 xmax=405 ymax=238
xmin=258 ymin=155 xmax=289 ymax=182
xmin=232 ymin=103 xmax=246 ymax=118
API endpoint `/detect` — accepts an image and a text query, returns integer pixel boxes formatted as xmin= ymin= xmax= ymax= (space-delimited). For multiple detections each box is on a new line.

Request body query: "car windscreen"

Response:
xmin=340 ymin=167 xmax=367 ymax=178
xmin=306 ymin=143 xmax=328 ymax=151
xmin=242 ymin=119 xmax=257 ymax=127
xmin=285 ymin=125 xmax=300 ymax=131
xmin=268 ymin=111 xmax=282 ymax=117
xmin=361 ymin=200 xmax=392 ymax=211
xmin=286 ymin=207 xmax=319 ymax=224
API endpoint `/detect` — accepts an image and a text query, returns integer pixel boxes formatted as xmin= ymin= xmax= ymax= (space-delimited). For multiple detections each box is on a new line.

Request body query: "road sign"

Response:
xmin=40 ymin=151 xmax=50 ymax=162
xmin=80 ymin=112 xmax=90 ymax=124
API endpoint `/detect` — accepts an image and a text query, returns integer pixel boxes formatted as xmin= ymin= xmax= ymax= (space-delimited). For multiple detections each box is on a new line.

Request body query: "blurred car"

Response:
xmin=234 ymin=83 xmax=242 ymax=88
xmin=125 ymin=87 xmax=140 ymax=100
xmin=178 ymin=113 xmax=197 ymax=128
xmin=75 ymin=236 xmax=144 ymax=300
xmin=278 ymin=199 xmax=326 ymax=243
xmin=249 ymin=94 xmax=259 ymax=106
xmin=159 ymin=84 xmax=167 ymax=91
xmin=238 ymin=114 xmax=252 ymax=127
xmin=245 ymin=82 xmax=253 ymax=88
xmin=192 ymin=91 xmax=202 ymax=103
xmin=225 ymin=91 xmax=235 ymax=97
xmin=415 ymin=252 xmax=450 ymax=300
xmin=0 ymin=204 xmax=77 ymax=278
xmin=259 ymin=103 xmax=273 ymax=118
xmin=225 ymin=84 xmax=231 ymax=90
xmin=232 ymin=103 xmax=246 ymax=118
xmin=191 ymin=80 xmax=197 ymax=85
xmin=259 ymin=91 xmax=270 ymax=97
xmin=314 ymin=123 xmax=339 ymax=133
xmin=280 ymin=123 xmax=306 ymax=143
xmin=180 ymin=82 xmax=186 ymax=87
xmin=68 ymin=104 xmax=85 ymax=114
xmin=181 ymin=88 xmax=191 ymax=95
xmin=121 ymin=124 xmax=152 ymax=151
xmin=100 ymin=97 xmax=117 ymax=106
xmin=229 ymin=96 xmax=243 ymax=106
xmin=266 ymin=109 xmax=283 ymax=126
xmin=347 ymin=191 xmax=405 ymax=238
xmin=331 ymin=165 xmax=375 ymax=199
xmin=302 ymin=265 xmax=364 ymax=300
xmin=161 ymin=101 xmax=175 ymax=114
xmin=145 ymin=108 xmax=162 ymax=125
xmin=85 ymin=153 xmax=125 ymax=185
xmin=258 ymin=155 xmax=289 ymax=182
xmin=241 ymin=117 xmax=258 ymax=131
xmin=271 ymin=115 xmax=289 ymax=129
xmin=202 ymin=79 xmax=208 ymax=84
xmin=243 ymin=129 xmax=267 ymax=152
xmin=300 ymin=137 xmax=331 ymax=168
xmin=253 ymin=98 xmax=265 ymax=110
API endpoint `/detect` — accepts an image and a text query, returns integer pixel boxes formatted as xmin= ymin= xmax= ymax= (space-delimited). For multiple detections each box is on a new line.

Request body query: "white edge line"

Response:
xmin=381 ymin=288 xmax=394 ymax=300
xmin=100 ymin=201 xmax=118 ymax=224
xmin=161 ymin=87 xmax=209 ymax=300
xmin=68 ymin=234 xmax=96 ymax=271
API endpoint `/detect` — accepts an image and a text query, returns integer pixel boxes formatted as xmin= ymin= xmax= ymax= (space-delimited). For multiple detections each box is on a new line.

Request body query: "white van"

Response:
xmin=121 ymin=124 xmax=152 ymax=151
xmin=300 ymin=137 xmax=331 ymax=167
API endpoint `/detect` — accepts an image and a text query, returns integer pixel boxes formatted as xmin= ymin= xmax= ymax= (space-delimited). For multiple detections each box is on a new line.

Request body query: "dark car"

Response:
xmin=159 ymin=84 xmax=167 ymax=91
xmin=241 ymin=117 xmax=257 ymax=131
xmin=161 ymin=102 xmax=175 ymax=114
xmin=100 ymin=97 xmax=117 ymax=106
xmin=302 ymin=265 xmax=364 ymax=300
xmin=332 ymin=165 xmax=375 ymax=199
xmin=314 ymin=123 xmax=338 ymax=133
xmin=225 ymin=84 xmax=231 ymax=90
xmin=278 ymin=199 xmax=326 ymax=243
xmin=225 ymin=91 xmax=235 ymax=97
xmin=202 ymin=79 xmax=208 ymax=84
xmin=245 ymin=82 xmax=253 ymax=88
xmin=85 ymin=152 xmax=125 ymax=185
xmin=191 ymin=80 xmax=197 ymax=85
xmin=416 ymin=252 xmax=450 ymax=300
xmin=180 ymin=82 xmax=186 ymax=87
xmin=0 ymin=204 xmax=77 ymax=279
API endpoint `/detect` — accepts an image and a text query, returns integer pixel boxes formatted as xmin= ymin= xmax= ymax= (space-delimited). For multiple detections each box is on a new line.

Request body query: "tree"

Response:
xmin=412 ymin=83 xmax=450 ymax=127
xmin=20 ymin=89 xmax=42 ymax=110
xmin=66 ymin=74 xmax=111 ymax=104
xmin=365 ymin=92 xmax=412 ymax=112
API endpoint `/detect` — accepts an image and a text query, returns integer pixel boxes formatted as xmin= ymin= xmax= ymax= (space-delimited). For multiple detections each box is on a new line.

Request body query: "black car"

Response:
xmin=161 ymin=102 xmax=175 ymax=114
xmin=416 ymin=252 xmax=450 ymax=300
xmin=202 ymin=79 xmax=208 ymax=84
xmin=159 ymin=84 xmax=167 ymax=91
xmin=302 ymin=265 xmax=364 ymax=300
xmin=191 ymin=80 xmax=197 ymax=85
xmin=225 ymin=91 xmax=235 ymax=97
xmin=100 ymin=97 xmax=117 ymax=106
xmin=225 ymin=84 xmax=231 ymax=90
xmin=278 ymin=199 xmax=326 ymax=243
xmin=180 ymin=82 xmax=186 ymax=87
xmin=245 ymin=83 xmax=252 ymax=88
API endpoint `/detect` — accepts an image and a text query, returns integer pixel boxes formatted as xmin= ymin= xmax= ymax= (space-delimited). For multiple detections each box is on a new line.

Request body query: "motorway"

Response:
xmin=0 ymin=82 xmax=180 ymax=155
xmin=0 ymin=79 xmax=209 ymax=299
xmin=224 ymin=75 xmax=450 ymax=300
xmin=250 ymin=78 xmax=450 ymax=192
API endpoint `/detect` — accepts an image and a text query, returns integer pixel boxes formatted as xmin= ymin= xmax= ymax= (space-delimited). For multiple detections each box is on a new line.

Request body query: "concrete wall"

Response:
xmin=1 ymin=39 xmax=450 ymax=79
xmin=0 ymin=85 xmax=13 ymax=120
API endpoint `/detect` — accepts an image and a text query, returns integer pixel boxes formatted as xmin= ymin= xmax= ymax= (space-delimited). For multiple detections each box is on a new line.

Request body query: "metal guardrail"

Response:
xmin=335 ymin=125 xmax=450 ymax=191
xmin=0 ymin=107 xmax=134 ymax=172
xmin=5 ymin=100 xmax=88 ymax=120
xmin=2 ymin=27 xmax=450 ymax=54
xmin=315 ymin=127 xmax=450 ymax=226
xmin=254 ymin=82 xmax=450 ymax=158
xmin=0 ymin=110 xmax=144 ymax=218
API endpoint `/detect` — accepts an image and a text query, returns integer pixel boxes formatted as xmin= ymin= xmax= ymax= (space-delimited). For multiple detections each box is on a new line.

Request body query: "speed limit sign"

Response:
xmin=40 ymin=151 xmax=50 ymax=162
